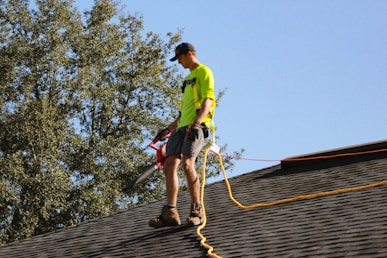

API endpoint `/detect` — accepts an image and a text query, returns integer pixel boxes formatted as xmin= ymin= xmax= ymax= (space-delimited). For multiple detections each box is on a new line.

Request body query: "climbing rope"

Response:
xmin=197 ymin=147 xmax=387 ymax=257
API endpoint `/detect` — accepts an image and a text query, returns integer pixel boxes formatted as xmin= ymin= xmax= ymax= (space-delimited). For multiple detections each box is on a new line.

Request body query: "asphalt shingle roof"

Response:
xmin=1 ymin=140 xmax=387 ymax=257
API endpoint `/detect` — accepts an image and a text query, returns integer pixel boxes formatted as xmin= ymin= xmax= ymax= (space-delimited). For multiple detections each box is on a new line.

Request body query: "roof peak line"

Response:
xmin=281 ymin=139 xmax=387 ymax=169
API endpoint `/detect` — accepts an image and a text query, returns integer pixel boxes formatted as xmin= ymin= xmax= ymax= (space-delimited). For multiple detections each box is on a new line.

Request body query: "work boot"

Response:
xmin=186 ymin=202 xmax=203 ymax=226
xmin=149 ymin=205 xmax=181 ymax=228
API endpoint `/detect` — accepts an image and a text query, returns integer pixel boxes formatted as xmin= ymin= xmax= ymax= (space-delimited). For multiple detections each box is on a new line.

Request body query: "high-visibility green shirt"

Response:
xmin=178 ymin=64 xmax=215 ymax=128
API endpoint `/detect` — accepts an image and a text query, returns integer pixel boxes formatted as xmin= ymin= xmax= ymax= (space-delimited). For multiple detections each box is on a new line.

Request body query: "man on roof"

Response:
xmin=149 ymin=42 xmax=216 ymax=228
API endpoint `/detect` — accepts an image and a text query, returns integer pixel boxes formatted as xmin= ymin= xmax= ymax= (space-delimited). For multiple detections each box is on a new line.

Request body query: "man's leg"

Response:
xmin=182 ymin=155 xmax=203 ymax=226
xmin=164 ymin=154 xmax=181 ymax=206
xmin=181 ymin=124 xmax=205 ymax=226
xmin=149 ymin=130 xmax=183 ymax=228
xmin=182 ymin=155 xmax=200 ymax=204
xmin=148 ymin=154 xmax=182 ymax=228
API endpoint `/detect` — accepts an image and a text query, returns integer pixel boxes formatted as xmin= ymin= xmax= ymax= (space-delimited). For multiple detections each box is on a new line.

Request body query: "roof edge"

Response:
xmin=281 ymin=139 xmax=387 ymax=169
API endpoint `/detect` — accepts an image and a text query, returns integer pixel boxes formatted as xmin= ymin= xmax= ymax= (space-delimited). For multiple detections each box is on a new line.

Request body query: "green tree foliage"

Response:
xmin=0 ymin=0 xmax=238 ymax=245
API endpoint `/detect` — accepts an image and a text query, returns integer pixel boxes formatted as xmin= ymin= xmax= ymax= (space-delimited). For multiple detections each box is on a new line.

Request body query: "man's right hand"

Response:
xmin=155 ymin=128 xmax=170 ymax=141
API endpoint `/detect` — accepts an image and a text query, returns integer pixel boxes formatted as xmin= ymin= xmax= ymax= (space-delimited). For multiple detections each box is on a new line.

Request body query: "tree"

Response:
xmin=0 ymin=0 xmax=238 ymax=245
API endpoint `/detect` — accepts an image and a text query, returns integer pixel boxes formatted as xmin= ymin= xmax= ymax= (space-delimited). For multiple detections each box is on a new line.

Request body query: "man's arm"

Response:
xmin=167 ymin=114 xmax=181 ymax=131
xmin=194 ymin=98 xmax=213 ymax=124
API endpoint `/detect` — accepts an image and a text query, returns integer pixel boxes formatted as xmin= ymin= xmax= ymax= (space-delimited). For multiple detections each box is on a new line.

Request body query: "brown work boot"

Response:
xmin=149 ymin=205 xmax=181 ymax=228
xmin=186 ymin=202 xmax=203 ymax=226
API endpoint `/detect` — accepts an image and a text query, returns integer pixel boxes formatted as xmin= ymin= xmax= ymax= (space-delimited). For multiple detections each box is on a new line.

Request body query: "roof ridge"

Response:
xmin=282 ymin=139 xmax=387 ymax=168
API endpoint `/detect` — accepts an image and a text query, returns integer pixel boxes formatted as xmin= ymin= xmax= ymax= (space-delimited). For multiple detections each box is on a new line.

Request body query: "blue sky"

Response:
xmin=74 ymin=0 xmax=386 ymax=182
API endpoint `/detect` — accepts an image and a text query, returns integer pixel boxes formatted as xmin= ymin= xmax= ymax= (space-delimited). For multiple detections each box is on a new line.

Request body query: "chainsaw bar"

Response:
xmin=123 ymin=162 xmax=159 ymax=191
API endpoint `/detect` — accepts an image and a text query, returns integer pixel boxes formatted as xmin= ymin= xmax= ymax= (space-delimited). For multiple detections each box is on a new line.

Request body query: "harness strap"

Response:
xmin=180 ymin=78 xmax=216 ymax=143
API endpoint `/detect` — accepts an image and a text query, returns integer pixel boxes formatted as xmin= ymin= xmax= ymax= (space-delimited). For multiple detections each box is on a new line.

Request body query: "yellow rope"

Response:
xmin=197 ymin=148 xmax=387 ymax=257
xmin=217 ymin=152 xmax=387 ymax=209
xmin=197 ymin=148 xmax=222 ymax=258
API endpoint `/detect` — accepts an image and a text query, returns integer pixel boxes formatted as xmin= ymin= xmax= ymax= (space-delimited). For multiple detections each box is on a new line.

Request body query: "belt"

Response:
xmin=175 ymin=124 xmax=209 ymax=138
xmin=176 ymin=126 xmax=188 ymax=132
xmin=176 ymin=123 xmax=208 ymax=131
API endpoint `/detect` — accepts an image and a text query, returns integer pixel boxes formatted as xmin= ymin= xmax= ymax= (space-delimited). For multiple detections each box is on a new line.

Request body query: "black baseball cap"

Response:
xmin=169 ymin=42 xmax=196 ymax=61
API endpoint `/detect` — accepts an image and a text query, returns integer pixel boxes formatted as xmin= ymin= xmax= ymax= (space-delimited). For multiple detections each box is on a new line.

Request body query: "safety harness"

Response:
xmin=180 ymin=78 xmax=216 ymax=142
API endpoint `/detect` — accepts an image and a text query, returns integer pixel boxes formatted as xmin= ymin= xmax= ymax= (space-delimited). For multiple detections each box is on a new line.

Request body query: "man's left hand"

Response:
xmin=187 ymin=121 xmax=201 ymax=140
